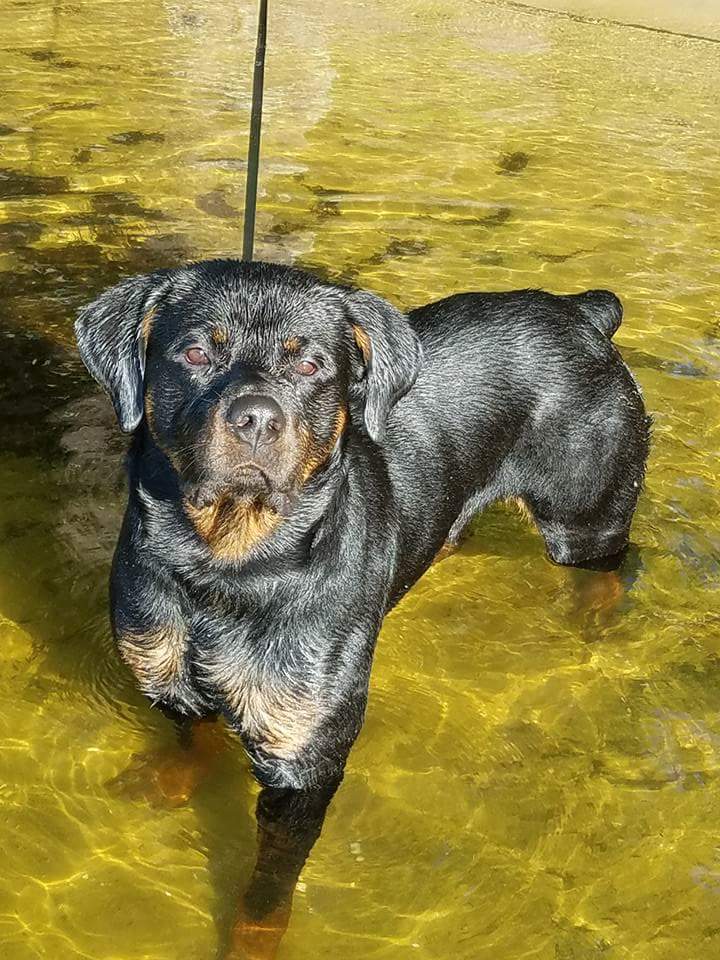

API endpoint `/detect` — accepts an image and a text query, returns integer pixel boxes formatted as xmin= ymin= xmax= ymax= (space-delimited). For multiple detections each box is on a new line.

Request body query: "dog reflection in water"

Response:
xmin=76 ymin=260 xmax=649 ymax=957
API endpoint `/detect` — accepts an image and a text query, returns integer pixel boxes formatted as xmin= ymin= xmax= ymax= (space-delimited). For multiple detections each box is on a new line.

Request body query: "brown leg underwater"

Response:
xmin=226 ymin=782 xmax=339 ymax=960
xmin=431 ymin=540 xmax=459 ymax=565
xmin=571 ymin=569 xmax=625 ymax=619
xmin=565 ymin=546 xmax=642 ymax=626
xmin=107 ymin=715 xmax=227 ymax=807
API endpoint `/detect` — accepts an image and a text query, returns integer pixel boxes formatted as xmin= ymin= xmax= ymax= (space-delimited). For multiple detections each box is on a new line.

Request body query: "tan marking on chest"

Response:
xmin=507 ymin=497 xmax=533 ymax=523
xmin=117 ymin=623 xmax=189 ymax=700
xmin=223 ymin=677 xmax=320 ymax=759
xmin=185 ymin=497 xmax=280 ymax=560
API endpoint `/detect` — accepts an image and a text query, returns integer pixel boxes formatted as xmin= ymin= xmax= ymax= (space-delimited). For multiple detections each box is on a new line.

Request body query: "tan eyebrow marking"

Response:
xmin=211 ymin=326 xmax=229 ymax=345
xmin=283 ymin=337 xmax=301 ymax=352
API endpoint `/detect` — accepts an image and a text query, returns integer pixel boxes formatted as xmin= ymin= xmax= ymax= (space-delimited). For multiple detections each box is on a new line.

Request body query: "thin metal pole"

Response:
xmin=242 ymin=0 xmax=268 ymax=261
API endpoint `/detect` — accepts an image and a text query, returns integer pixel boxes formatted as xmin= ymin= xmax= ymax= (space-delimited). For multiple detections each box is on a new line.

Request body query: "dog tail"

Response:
xmin=570 ymin=290 xmax=623 ymax=339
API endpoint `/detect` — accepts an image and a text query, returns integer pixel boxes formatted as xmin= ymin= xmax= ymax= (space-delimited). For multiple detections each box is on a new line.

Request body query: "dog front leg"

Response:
xmin=226 ymin=780 xmax=339 ymax=960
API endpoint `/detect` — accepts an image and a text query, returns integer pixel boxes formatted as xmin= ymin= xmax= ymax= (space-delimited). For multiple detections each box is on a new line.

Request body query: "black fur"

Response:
xmin=75 ymin=260 xmax=650 ymax=791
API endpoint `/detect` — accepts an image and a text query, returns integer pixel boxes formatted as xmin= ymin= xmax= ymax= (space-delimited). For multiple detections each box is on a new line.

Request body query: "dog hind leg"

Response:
xmin=526 ymin=493 xmax=636 ymax=571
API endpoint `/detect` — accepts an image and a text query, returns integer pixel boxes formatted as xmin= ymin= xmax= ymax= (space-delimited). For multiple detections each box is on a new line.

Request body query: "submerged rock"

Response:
xmin=0 ymin=168 xmax=69 ymax=198
xmin=195 ymin=190 xmax=240 ymax=219
xmin=107 ymin=130 xmax=165 ymax=146
xmin=497 ymin=151 xmax=530 ymax=174
xmin=367 ymin=238 xmax=431 ymax=264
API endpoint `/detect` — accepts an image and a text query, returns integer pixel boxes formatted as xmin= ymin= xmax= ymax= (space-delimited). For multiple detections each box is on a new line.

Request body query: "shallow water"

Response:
xmin=1 ymin=0 xmax=719 ymax=958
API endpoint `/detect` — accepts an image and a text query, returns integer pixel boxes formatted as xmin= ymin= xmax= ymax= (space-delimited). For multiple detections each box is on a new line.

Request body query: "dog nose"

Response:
xmin=226 ymin=395 xmax=286 ymax=448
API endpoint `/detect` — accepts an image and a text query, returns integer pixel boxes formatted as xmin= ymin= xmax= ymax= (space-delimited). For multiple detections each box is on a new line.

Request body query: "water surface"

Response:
xmin=1 ymin=1 xmax=719 ymax=958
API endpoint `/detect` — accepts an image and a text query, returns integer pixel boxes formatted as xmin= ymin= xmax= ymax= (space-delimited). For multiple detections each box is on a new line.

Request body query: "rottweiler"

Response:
xmin=75 ymin=259 xmax=649 ymax=952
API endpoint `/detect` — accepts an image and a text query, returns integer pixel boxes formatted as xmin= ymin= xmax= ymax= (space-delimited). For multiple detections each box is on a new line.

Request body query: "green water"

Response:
xmin=1 ymin=1 xmax=719 ymax=957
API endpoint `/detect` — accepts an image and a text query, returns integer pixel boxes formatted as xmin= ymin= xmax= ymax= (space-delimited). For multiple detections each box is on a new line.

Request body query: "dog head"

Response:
xmin=75 ymin=260 xmax=422 ymax=508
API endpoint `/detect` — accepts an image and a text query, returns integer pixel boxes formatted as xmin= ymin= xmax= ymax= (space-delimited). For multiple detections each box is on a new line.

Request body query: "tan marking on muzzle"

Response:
xmin=144 ymin=389 xmax=185 ymax=473
xmin=185 ymin=496 xmax=281 ymax=561
xmin=144 ymin=389 xmax=157 ymax=437
xmin=300 ymin=404 xmax=348 ymax=482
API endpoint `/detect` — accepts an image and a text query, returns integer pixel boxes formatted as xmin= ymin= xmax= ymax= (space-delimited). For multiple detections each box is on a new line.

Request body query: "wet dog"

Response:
xmin=75 ymin=259 xmax=649 ymax=792
xmin=75 ymin=260 xmax=649 ymax=954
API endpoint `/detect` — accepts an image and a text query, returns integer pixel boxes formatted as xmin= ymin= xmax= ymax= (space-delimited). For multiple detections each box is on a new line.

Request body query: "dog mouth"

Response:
xmin=234 ymin=463 xmax=271 ymax=484
xmin=184 ymin=463 xmax=273 ymax=508
xmin=186 ymin=457 xmax=303 ymax=508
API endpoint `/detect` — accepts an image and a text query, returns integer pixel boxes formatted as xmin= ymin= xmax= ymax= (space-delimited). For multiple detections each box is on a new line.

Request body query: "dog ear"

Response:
xmin=74 ymin=271 xmax=173 ymax=433
xmin=344 ymin=289 xmax=423 ymax=441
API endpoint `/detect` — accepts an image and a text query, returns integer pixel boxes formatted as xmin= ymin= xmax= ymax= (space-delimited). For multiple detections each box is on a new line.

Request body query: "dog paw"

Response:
xmin=105 ymin=748 xmax=208 ymax=808
xmin=575 ymin=570 xmax=625 ymax=617
xmin=225 ymin=901 xmax=292 ymax=960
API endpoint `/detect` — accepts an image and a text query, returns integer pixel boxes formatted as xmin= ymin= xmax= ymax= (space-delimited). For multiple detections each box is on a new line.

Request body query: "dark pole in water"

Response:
xmin=242 ymin=0 xmax=268 ymax=261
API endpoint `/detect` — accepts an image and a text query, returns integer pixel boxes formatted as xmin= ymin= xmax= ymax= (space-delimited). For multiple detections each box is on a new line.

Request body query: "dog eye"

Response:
xmin=294 ymin=359 xmax=319 ymax=376
xmin=185 ymin=347 xmax=210 ymax=366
